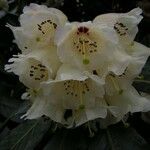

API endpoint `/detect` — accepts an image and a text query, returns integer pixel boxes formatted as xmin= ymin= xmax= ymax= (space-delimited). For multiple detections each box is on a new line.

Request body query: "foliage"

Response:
xmin=0 ymin=0 xmax=150 ymax=149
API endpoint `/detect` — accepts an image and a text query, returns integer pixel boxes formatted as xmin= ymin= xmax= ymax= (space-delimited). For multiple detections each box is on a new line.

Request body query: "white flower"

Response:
xmin=104 ymin=74 xmax=150 ymax=118
xmin=93 ymin=8 xmax=143 ymax=46
xmin=123 ymin=41 xmax=150 ymax=79
xmin=103 ymin=42 xmax=150 ymax=118
xmin=8 ymin=3 xmax=67 ymax=54
xmin=5 ymin=46 xmax=61 ymax=89
xmin=5 ymin=4 xmax=150 ymax=128
xmin=21 ymin=90 xmax=65 ymax=124
xmin=21 ymin=64 xmax=106 ymax=127
xmin=39 ymin=64 xmax=106 ymax=127
xmin=56 ymin=21 xmax=131 ymax=79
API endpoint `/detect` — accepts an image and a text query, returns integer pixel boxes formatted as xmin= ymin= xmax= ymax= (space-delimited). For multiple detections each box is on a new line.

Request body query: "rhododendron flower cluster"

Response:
xmin=5 ymin=3 xmax=150 ymax=128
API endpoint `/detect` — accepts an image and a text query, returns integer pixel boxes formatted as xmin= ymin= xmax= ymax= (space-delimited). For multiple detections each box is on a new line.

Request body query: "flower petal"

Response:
xmin=56 ymin=64 xmax=88 ymax=81
xmin=73 ymin=98 xmax=107 ymax=127
xmin=5 ymin=46 xmax=60 ymax=89
xmin=106 ymin=83 xmax=150 ymax=116
xmin=94 ymin=8 xmax=143 ymax=45
xmin=22 ymin=93 xmax=65 ymax=124
xmin=56 ymin=21 xmax=129 ymax=78
xmin=120 ymin=42 xmax=150 ymax=79
xmin=8 ymin=3 xmax=67 ymax=53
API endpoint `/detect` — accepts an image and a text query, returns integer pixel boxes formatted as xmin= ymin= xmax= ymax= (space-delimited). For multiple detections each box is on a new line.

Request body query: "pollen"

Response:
xmin=37 ymin=19 xmax=57 ymax=35
xmin=64 ymin=80 xmax=90 ymax=109
xmin=28 ymin=60 xmax=48 ymax=82
xmin=109 ymin=74 xmax=124 ymax=95
xmin=73 ymin=26 xmax=98 ymax=65
xmin=114 ymin=22 xmax=128 ymax=36
xmin=63 ymin=80 xmax=90 ymax=97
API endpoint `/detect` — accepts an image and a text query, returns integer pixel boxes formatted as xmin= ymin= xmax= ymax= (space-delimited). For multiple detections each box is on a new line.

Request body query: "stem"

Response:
xmin=134 ymin=79 xmax=150 ymax=84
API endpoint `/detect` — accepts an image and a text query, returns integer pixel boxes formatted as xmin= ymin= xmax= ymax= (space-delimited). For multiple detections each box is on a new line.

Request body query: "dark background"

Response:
xmin=0 ymin=0 xmax=150 ymax=149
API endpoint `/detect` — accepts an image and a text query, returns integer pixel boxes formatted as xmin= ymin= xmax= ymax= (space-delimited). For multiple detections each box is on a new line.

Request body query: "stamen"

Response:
xmin=79 ymin=82 xmax=84 ymax=107
xmin=114 ymin=22 xmax=128 ymax=36
xmin=37 ymin=19 xmax=57 ymax=35
xmin=122 ymin=119 xmax=130 ymax=128
xmin=82 ymin=36 xmax=88 ymax=64
xmin=110 ymin=76 xmax=123 ymax=95
xmin=73 ymin=27 xmax=98 ymax=65
xmin=87 ymin=122 xmax=95 ymax=137
xmin=28 ymin=61 xmax=48 ymax=82
xmin=63 ymin=80 xmax=90 ymax=109
xmin=136 ymin=75 xmax=144 ymax=80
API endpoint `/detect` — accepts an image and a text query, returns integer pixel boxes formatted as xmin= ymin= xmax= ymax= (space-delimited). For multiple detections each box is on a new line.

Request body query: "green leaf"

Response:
xmin=44 ymin=128 xmax=88 ymax=150
xmin=43 ymin=125 xmax=149 ymax=150
xmin=0 ymin=97 xmax=30 ymax=123
xmin=106 ymin=125 xmax=149 ymax=150
xmin=0 ymin=118 xmax=51 ymax=150
xmin=88 ymin=131 xmax=109 ymax=150
xmin=0 ymin=127 xmax=10 ymax=141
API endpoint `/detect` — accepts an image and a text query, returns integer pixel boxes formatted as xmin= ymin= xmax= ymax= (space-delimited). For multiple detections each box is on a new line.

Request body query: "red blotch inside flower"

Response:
xmin=77 ymin=26 xmax=89 ymax=34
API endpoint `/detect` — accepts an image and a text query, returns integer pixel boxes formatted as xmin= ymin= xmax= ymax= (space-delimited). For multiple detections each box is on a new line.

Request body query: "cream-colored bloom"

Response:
xmin=56 ymin=21 xmax=131 ymax=80
xmin=104 ymin=75 xmax=150 ymax=118
xmin=5 ymin=46 xmax=61 ymax=89
xmin=103 ymin=42 xmax=150 ymax=118
xmin=40 ymin=64 xmax=106 ymax=127
xmin=21 ymin=90 xmax=65 ymax=124
xmin=94 ymin=8 xmax=143 ymax=46
xmin=5 ymin=5 xmax=150 ymax=128
xmin=21 ymin=64 xmax=106 ymax=127
xmin=123 ymin=42 xmax=150 ymax=80
xmin=8 ymin=3 xmax=67 ymax=54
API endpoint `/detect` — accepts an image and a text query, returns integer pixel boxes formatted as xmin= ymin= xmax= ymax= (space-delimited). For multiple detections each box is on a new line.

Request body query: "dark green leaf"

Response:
xmin=107 ymin=125 xmax=150 ymax=150
xmin=88 ymin=131 xmax=109 ymax=150
xmin=0 ymin=118 xmax=51 ymax=150
xmin=0 ymin=127 xmax=10 ymax=141
xmin=44 ymin=128 xmax=88 ymax=150
xmin=0 ymin=97 xmax=30 ymax=123
xmin=44 ymin=124 xmax=149 ymax=150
